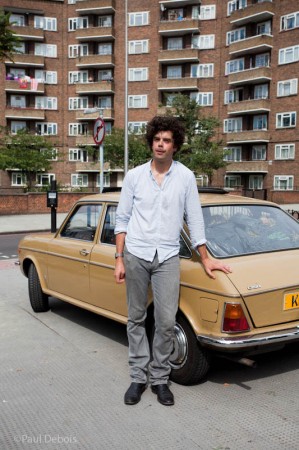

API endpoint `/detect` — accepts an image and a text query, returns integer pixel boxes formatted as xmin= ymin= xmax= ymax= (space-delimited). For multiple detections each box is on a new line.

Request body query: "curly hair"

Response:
xmin=145 ymin=116 xmax=185 ymax=152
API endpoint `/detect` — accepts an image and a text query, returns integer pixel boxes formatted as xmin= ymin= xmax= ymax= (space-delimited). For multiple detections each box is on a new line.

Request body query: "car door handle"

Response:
xmin=80 ymin=249 xmax=90 ymax=256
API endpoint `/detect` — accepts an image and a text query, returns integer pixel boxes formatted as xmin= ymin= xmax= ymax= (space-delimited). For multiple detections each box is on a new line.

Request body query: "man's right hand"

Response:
xmin=114 ymin=259 xmax=126 ymax=284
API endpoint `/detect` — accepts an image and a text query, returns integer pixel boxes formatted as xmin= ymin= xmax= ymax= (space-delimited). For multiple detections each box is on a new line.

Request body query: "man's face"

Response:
xmin=152 ymin=131 xmax=176 ymax=163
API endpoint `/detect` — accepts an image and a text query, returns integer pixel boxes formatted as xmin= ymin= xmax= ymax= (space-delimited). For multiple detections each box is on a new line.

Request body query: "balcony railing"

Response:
xmin=76 ymin=108 xmax=114 ymax=120
xmin=159 ymin=47 xmax=200 ymax=63
xmin=10 ymin=25 xmax=44 ymax=41
xmin=75 ymin=80 xmax=115 ymax=94
xmin=225 ymin=161 xmax=269 ymax=173
xmin=76 ymin=0 xmax=116 ymax=15
xmin=230 ymin=1 xmax=275 ymax=26
xmin=228 ymin=66 xmax=271 ymax=86
xmin=159 ymin=0 xmax=201 ymax=7
xmin=5 ymin=80 xmax=45 ymax=93
xmin=5 ymin=107 xmax=45 ymax=120
xmin=5 ymin=54 xmax=45 ymax=67
xmin=158 ymin=77 xmax=198 ymax=90
xmin=74 ymin=26 xmax=115 ymax=41
xmin=159 ymin=18 xmax=200 ymax=36
xmin=76 ymin=54 xmax=115 ymax=68
xmin=229 ymin=34 xmax=273 ymax=56
xmin=227 ymin=98 xmax=270 ymax=115
xmin=225 ymin=129 xmax=270 ymax=144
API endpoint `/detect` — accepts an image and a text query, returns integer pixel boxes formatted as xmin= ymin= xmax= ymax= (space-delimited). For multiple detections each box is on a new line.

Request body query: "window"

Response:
xmin=10 ymin=95 xmax=26 ymax=108
xmin=128 ymin=95 xmax=147 ymax=108
xmin=11 ymin=121 xmax=26 ymax=134
xmin=281 ymin=12 xmax=299 ymax=31
xmin=98 ymin=69 xmax=113 ymax=81
xmin=11 ymin=172 xmax=27 ymax=186
xmin=252 ymin=145 xmax=266 ymax=160
xmin=41 ymin=148 xmax=57 ymax=161
xmin=225 ymin=58 xmax=244 ymax=75
xmin=34 ymin=16 xmax=57 ymax=31
xmin=35 ymin=97 xmax=57 ymax=110
xmin=200 ymin=5 xmax=216 ymax=20
xmin=223 ymin=147 xmax=242 ymax=162
xmin=224 ymin=88 xmax=243 ymax=104
xmin=167 ymin=37 xmax=183 ymax=50
xmin=256 ymin=21 xmax=271 ymax=35
xmin=167 ymin=66 xmax=182 ymax=79
xmin=224 ymin=118 xmax=242 ymax=133
xmin=227 ymin=28 xmax=246 ymax=45
xmin=69 ymin=123 xmax=88 ymax=136
xmin=227 ymin=0 xmax=247 ymax=16
xmin=98 ymin=43 xmax=112 ymax=55
xmin=35 ymin=70 xmax=57 ymax=84
xmin=61 ymin=203 xmax=102 ymax=241
xmin=68 ymin=44 xmax=88 ymax=58
xmin=10 ymin=14 xmax=25 ymax=26
xmin=279 ymin=45 xmax=299 ymax=65
xmin=9 ymin=68 xmax=25 ymax=78
xmin=69 ymin=148 xmax=88 ymax=162
xmin=274 ymin=176 xmax=294 ymax=191
xmin=191 ymin=63 xmax=214 ymax=78
xmin=224 ymin=175 xmax=241 ymax=188
xmin=36 ymin=173 xmax=55 ymax=186
xmin=69 ymin=71 xmax=88 ymax=84
xmin=129 ymin=68 xmax=148 ymax=81
xmin=277 ymin=79 xmax=298 ymax=97
xmin=98 ymin=16 xmax=112 ymax=27
xmin=71 ymin=174 xmax=88 ymax=187
xmin=34 ymin=44 xmax=57 ymax=58
xmin=192 ymin=35 xmax=215 ymax=49
xmin=97 ymin=96 xmax=112 ymax=109
xmin=128 ymin=122 xmax=147 ymax=134
xmin=68 ymin=17 xmax=88 ymax=31
xmin=101 ymin=205 xmax=116 ymax=245
xmin=69 ymin=97 xmax=88 ymax=110
xmin=129 ymin=12 xmax=149 ymax=26
xmin=167 ymin=9 xmax=184 ymax=20
xmin=275 ymin=144 xmax=295 ymax=160
xmin=254 ymin=84 xmax=268 ymax=99
xmin=128 ymin=40 xmax=148 ymax=54
xmin=190 ymin=92 xmax=213 ymax=106
xmin=96 ymin=173 xmax=110 ymax=188
xmin=249 ymin=175 xmax=263 ymax=190
xmin=276 ymin=112 xmax=296 ymax=128
xmin=36 ymin=123 xmax=57 ymax=135
xmin=253 ymin=114 xmax=267 ymax=130
xmin=255 ymin=53 xmax=270 ymax=67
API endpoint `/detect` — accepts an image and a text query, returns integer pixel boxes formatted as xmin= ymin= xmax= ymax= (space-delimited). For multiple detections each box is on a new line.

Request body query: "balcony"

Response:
xmin=76 ymin=108 xmax=114 ymax=121
xmin=226 ymin=161 xmax=269 ymax=174
xmin=76 ymin=162 xmax=100 ymax=173
xmin=74 ymin=26 xmax=115 ymax=42
xmin=5 ymin=54 xmax=45 ymax=67
xmin=76 ymin=54 xmax=114 ymax=68
xmin=5 ymin=107 xmax=45 ymax=120
xmin=159 ymin=1 xmax=201 ymax=6
xmin=230 ymin=1 xmax=275 ymax=26
xmin=159 ymin=18 xmax=200 ymax=36
xmin=75 ymin=135 xmax=96 ymax=146
xmin=5 ymin=80 xmax=45 ymax=94
xmin=76 ymin=0 xmax=116 ymax=15
xmin=228 ymin=66 xmax=271 ymax=86
xmin=159 ymin=48 xmax=200 ymax=64
xmin=10 ymin=26 xmax=44 ymax=41
xmin=75 ymin=80 xmax=115 ymax=94
xmin=158 ymin=77 xmax=198 ymax=90
xmin=225 ymin=130 xmax=270 ymax=144
xmin=229 ymin=34 xmax=273 ymax=57
xmin=227 ymin=98 xmax=270 ymax=115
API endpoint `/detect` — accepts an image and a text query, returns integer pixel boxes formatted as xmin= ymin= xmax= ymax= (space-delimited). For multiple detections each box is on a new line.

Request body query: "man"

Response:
xmin=114 ymin=116 xmax=231 ymax=406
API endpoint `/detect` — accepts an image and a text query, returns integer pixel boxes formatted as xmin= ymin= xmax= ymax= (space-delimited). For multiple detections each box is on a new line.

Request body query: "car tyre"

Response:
xmin=28 ymin=264 xmax=49 ymax=312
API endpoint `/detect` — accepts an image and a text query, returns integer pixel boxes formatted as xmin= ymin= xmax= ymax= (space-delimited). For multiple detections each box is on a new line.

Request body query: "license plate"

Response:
xmin=284 ymin=291 xmax=299 ymax=310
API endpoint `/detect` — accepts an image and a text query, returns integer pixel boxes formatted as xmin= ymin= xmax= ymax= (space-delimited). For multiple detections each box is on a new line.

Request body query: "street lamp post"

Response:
xmin=124 ymin=0 xmax=129 ymax=175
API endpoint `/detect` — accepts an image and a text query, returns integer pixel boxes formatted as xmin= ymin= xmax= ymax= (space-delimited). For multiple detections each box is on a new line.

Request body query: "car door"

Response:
xmin=47 ymin=202 xmax=103 ymax=302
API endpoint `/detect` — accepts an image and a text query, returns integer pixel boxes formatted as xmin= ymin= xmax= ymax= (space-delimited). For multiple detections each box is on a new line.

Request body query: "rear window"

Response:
xmin=202 ymin=204 xmax=299 ymax=258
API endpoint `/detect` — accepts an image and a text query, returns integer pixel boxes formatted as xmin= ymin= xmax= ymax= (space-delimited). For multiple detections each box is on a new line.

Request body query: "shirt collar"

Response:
xmin=148 ymin=159 xmax=176 ymax=176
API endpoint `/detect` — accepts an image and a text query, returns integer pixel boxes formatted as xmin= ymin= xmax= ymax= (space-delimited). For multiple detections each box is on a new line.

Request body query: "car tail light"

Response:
xmin=222 ymin=303 xmax=250 ymax=333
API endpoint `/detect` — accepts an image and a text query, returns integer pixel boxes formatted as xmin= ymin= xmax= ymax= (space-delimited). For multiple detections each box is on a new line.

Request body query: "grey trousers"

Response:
xmin=124 ymin=249 xmax=180 ymax=385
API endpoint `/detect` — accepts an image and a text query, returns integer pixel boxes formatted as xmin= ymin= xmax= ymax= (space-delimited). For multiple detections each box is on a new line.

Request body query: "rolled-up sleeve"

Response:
xmin=184 ymin=175 xmax=206 ymax=248
xmin=114 ymin=171 xmax=134 ymax=235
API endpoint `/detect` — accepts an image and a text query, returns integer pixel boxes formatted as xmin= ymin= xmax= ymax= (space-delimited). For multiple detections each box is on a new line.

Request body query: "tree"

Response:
xmin=0 ymin=12 xmax=22 ymax=62
xmin=166 ymin=93 xmax=228 ymax=184
xmin=0 ymin=128 xmax=57 ymax=191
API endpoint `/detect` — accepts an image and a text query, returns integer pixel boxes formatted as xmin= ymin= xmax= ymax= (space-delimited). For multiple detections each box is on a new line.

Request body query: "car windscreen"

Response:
xmin=202 ymin=204 xmax=299 ymax=258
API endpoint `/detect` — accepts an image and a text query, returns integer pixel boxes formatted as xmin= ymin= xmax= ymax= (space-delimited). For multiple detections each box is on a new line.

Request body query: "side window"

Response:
xmin=60 ymin=204 xmax=102 ymax=241
xmin=179 ymin=234 xmax=192 ymax=259
xmin=101 ymin=205 xmax=117 ymax=245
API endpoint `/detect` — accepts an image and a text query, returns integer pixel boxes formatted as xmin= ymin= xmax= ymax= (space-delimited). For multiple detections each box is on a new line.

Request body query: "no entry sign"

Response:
xmin=93 ymin=117 xmax=105 ymax=145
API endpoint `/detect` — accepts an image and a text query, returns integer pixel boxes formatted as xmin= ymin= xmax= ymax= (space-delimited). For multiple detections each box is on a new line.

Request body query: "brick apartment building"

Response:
xmin=0 ymin=0 xmax=298 ymax=204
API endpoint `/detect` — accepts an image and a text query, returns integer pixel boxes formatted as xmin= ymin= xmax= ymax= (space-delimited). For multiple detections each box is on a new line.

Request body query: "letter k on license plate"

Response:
xmin=284 ymin=291 xmax=299 ymax=310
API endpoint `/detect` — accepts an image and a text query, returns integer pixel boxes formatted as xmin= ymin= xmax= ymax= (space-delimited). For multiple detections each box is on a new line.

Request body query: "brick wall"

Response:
xmin=0 ymin=193 xmax=93 ymax=215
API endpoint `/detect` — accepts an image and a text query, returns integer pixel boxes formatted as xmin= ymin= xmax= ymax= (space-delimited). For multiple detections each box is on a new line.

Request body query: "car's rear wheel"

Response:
xmin=169 ymin=314 xmax=211 ymax=385
xmin=28 ymin=263 xmax=49 ymax=312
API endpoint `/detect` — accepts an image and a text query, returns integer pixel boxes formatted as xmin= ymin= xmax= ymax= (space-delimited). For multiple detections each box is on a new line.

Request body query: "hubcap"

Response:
xmin=169 ymin=323 xmax=188 ymax=369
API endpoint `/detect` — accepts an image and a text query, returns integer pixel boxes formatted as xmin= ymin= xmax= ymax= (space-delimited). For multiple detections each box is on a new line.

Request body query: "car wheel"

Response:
xmin=169 ymin=314 xmax=211 ymax=385
xmin=28 ymin=264 xmax=49 ymax=312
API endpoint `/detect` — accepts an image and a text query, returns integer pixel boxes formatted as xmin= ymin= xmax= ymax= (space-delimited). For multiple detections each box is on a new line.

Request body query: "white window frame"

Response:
xmin=277 ymin=79 xmax=298 ymax=97
xmin=98 ymin=16 xmax=112 ymax=27
xmin=224 ymin=88 xmax=243 ymax=104
xmin=128 ymin=68 xmax=148 ymax=82
xmin=98 ymin=43 xmax=112 ymax=55
xmin=274 ymin=176 xmax=294 ymax=191
xmin=10 ymin=95 xmax=26 ymax=108
xmin=71 ymin=174 xmax=88 ymax=187
xmin=223 ymin=146 xmax=242 ymax=162
xmin=281 ymin=11 xmax=299 ymax=31
xmin=279 ymin=45 xmax=299 ymax=65
xmin=11 ymin=172 xmax=27 ymax=186
xmin=36 ymin=173 xmax=55 ymax=187
xmin=254 ymin=84 xmax=268 ymax=99
xmin=98 ymin=69 xmax=113 ymax=81
xmin=275 ymin=144 xmax=295 ymax=160
xmin=252 ymin=145 xmax=266 ymax=161
xmin=255 ymin=52 xmax=270 ymax=67
xmin=225 ymin=58 xmax=244 ymax=75
xmin=253 ymin=114 xmax=268 ymax=130
xmin=192 ymin=35 xmax=215 ymax=50
xmin=276 ymin=112 xmax=296 ymax=128
xmin=34 ymin=43 xmax=57 ymax=58
xmin=227 ymin=0 xmax=247 ymax=16
xmin=225 ymin=175 xmax=242 ymax=188
xmin=10 ymin=14 xmax=25 ymax=26
xmin=69 ymin=71 xmax=89 ymax=84
xmin=168 ymin=37 xmax=183 ymax=51
xmin=129 ymin=12 xmax=149 ymax=27
xmin=128 ymin=122 xmax=147 ymax=134
xmin=128 ymin=40 xmax=149 ymax=54
xmin=11 ymin=121 xmax=26 ymax=134
xmin=128 ymin=95 xmax=147 ymax=108
xmin=68 ymin=17 xmax=88 ymax=31
xmin=36 ymin=123 xmax=57 ymax=135
xmin=69 ymin=123 xmax=88 ymax=136
xmin=223 ymin=118 xmax=242 ymax=133
xmin=97 ymin=96 xmax=112 ymax=109
xmin=167 ymin=66 xmax=182 ymax=79
xmin=200 ymin=5 xmax=216 ymax=20
xmin=69 ymin=148 xmax=88 ymax=162
xmin=96 ymin=173 xmax=110 ymax=188
xmin=35 ymin=97 xmax=57 ymax=110
xmin=249 ymin=175 xmax=263 ymax=190
xmin=191 ymin=63 xmax=214 ymax=78
xmin=227 ymin=28 xmax=246 ymax=45
xmin=35 ymin=70 xmax=57 ymax=84
xmin=190 ymin=92 xmax=213 ymax=106
xmin=69 ymin=97 xmax=88 ymax=110
xmin=68 ymin=44 xmax=88 ymax=58
xmin=34 ymin=16 xmax=57 ymax=31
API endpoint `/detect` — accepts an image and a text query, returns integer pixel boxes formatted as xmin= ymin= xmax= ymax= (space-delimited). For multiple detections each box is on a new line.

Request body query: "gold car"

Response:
xmin=18 ymin=188 xmax=299 ymax=385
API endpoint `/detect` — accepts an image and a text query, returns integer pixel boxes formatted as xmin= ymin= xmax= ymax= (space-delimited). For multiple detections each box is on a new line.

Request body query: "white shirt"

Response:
xmin=115 ymin=160 xmax=206 ymax=263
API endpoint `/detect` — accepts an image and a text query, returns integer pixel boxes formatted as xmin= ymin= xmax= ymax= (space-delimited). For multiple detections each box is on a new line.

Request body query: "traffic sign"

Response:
xmin=93 ymin=117 xmax=105 ymax=145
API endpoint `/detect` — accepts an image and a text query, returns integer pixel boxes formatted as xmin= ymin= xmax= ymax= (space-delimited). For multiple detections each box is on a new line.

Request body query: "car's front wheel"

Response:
xmin=169 ymin=314 xmax=211 ymax=385
xmin=28 ymin=263 xmax=49 ymax=312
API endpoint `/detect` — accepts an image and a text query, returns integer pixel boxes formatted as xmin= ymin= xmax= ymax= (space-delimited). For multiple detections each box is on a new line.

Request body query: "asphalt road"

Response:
xmin=1 ymin=260 xmax=299 ymax=450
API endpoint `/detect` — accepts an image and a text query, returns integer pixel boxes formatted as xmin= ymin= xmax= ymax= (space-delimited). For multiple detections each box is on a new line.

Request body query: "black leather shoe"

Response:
xmin=124 ymin=382 xmax=146 ymax=405
xmin=151 ymin=384 xmax=174 ymax=406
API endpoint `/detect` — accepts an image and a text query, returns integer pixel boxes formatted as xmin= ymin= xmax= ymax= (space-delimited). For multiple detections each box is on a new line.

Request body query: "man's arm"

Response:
xmin=197 ymin=244 xmax=232 ymax=279
xmin=114 ymin=232 xmax=126 ymax=284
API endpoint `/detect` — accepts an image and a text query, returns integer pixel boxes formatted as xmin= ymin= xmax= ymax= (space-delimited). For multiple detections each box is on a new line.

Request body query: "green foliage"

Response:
xmin=0 ymin=12 xmax=22 ymax=62
xmin=0 ymin=128 xmax=57 ymax=191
